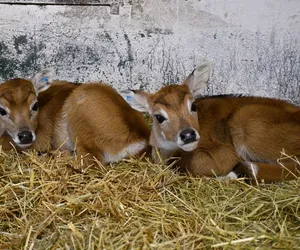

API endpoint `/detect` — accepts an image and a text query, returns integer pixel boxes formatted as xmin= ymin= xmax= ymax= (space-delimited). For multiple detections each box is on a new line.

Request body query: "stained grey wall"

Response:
xmin=0 ymin=0 xmax=300 ymax=102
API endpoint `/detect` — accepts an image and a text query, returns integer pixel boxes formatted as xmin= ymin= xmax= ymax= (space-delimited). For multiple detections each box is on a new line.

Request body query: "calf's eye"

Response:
xmin=0 ymin=108 xmax=7 ymax=116
xmin=154 ymin=114 xmax=166 ymax=124
xmin=32 ymin=102 xmax=39 ymax=111
xmin=191 ymin=103 xmax=197 ymax=112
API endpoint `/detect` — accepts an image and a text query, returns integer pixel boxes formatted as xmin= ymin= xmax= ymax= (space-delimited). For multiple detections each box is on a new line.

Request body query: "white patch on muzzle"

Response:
xmin=178 ymin=140 xmax=199 ymax=152
xmin=176 ymin=128 xmax=200 ymax=152
xmin=12 ymin=130 xmax=36 ymax=148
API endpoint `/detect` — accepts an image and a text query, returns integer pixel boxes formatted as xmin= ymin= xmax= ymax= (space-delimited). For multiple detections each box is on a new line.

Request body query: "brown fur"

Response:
xmin=187 ymin=95 xmax=300 ymax=180
xmin=0 ymin=76 xmax=150 ymax=167
xmin=32 ymin=81 xmax=79 ymax=152
xmin=162 ymin=93 xmax=300 ymax=181
xmin=34 ymin=82 xmax=150 ymax=165
xmin=61 ymin=83 xmax=150 ymax=164
xmin=149 ymin=85 xmax=200 ymax=146
xmin=126 ymin=64 xmax=300 ymax=182
xmin=0 ymin=79 xmax=38 ymax=151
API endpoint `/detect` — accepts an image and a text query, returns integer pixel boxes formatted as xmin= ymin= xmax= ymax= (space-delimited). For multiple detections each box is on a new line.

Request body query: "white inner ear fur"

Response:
xmin=31 ymin=68 xmax=55 ymax=94
xmin=185 ymin=63 xmax=211 ymax=97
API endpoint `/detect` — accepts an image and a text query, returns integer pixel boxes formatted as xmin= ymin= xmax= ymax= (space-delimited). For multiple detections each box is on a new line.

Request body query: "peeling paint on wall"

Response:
xmin=0 ymin=0 xmax=300 ymax=103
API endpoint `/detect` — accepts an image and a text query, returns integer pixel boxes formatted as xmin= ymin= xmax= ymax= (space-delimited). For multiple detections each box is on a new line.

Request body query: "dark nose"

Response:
xmin=18 ymin=129 xmax=33 ymax=144
xmin=180 ymin=128 xmax=197 ymax=144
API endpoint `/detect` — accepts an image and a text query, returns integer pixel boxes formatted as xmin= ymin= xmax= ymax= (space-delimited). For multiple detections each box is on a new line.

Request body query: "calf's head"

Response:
xmin=121 ymin=63 xmax=211 ymax=152
xmin=0 ymin=68 xmax=54 ymax=148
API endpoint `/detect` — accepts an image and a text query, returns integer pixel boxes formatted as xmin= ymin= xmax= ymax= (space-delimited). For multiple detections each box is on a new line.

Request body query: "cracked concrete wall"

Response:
xmin=0 ymin=0 xmax=300 ymax=102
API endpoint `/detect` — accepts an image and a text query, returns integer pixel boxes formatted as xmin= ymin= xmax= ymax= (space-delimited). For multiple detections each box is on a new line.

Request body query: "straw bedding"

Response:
xmin=0 ymin=148 xmax=299 ymax=249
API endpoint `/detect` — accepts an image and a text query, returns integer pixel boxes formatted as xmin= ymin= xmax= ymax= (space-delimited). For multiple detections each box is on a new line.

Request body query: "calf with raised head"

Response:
xmin=0 ymin=69 xmax=54 ymax=151
xmin=122 ymin=63 xmax=300 ymax=182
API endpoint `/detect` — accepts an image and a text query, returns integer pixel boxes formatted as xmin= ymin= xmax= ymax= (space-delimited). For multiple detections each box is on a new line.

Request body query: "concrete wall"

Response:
xmin=0 ymin=0 xmax=300 ymax=102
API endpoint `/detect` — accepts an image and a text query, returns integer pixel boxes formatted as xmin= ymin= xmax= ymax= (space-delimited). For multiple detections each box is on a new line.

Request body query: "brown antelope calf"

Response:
xmin=0 ymin=69 xmax=54 ymax=151
xmin=32 ymin=78 xmax=151 ymax=165
xmin=48 ymin=83 xmax=150 ymax=164
xmin=121 ymin=63 xmax=300 ymax=182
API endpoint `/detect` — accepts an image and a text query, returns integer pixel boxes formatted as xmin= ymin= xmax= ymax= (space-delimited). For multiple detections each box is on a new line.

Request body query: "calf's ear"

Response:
xmin=183 ymin=63 xmax=211 ymax=97
xmin=31 ymin=68 xmax=55 ymax=93
xmin=119 ymin=89 xmax=154 ymax=114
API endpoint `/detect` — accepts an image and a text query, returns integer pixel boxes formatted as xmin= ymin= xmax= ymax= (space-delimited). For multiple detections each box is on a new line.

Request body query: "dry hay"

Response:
xmin=0 ymin=148 xmax=299 ymax=250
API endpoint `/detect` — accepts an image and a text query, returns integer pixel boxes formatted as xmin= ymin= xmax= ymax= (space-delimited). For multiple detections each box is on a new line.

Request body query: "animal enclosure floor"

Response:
xmin=0 ymin=150 xmax=299 ymax=249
